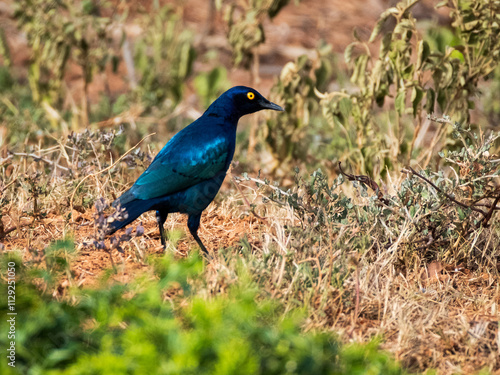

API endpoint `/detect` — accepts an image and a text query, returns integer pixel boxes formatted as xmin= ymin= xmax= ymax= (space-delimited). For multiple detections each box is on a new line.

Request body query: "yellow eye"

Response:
xmin=247 ymin=92 xmax=255 ymax=100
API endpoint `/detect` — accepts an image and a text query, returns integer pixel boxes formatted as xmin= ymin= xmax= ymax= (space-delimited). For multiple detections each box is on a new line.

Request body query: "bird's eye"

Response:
xmin=247 ymin=92 xmax=255 ymax=100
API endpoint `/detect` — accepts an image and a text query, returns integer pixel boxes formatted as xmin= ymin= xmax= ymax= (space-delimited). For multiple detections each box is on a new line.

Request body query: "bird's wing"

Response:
xmin=130 ymin=126 xmax=230 ymax=200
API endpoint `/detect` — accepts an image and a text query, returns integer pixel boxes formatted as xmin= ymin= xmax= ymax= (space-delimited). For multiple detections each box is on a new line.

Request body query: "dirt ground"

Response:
xmin=6 ymin=194 xmax=264 ymax=288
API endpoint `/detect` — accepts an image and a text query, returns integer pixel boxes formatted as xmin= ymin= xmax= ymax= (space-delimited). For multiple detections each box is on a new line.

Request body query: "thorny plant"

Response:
xmin=87 ymin=198 xmax=144 ymax=268
xmin=253 ymin=116 xmax=499 ymax=271
xmin=66 ymin=127 xmax=153 ymax=176
xmin=0 ymin=127 xmax=150 ymax=243
xmin=0 ymin=172 xmax=50 ymax=246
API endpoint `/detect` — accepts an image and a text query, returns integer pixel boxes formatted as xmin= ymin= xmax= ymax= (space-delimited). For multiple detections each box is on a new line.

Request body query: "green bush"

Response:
xmin=133 ymin=5 xmax=195 ymax=109
xmin=263 ymin=48 xmax=333 ymax=175
xmin=217 ymin=0 xmax=300 ymax=68
xmin=13 ymin=0 xmax=114 ymax=107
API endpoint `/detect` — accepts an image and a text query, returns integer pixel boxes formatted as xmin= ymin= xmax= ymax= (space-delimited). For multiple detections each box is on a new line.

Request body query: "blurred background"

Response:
xmin=5 ymin=0 xmax=498 ymax=182
xmin=1 ymin=0 xmax=500 ymax=257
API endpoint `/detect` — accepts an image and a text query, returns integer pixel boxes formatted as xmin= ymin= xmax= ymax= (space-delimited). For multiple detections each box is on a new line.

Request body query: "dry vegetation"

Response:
xmin=1 ymin=0 xmax=500 ymax=374
xmin=2 ymin=121 xmax=499 ymax=373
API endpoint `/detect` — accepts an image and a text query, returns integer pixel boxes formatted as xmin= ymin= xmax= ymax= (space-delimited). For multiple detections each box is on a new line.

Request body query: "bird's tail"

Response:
xmin=107 ymin=190 xmax=153 ymax=235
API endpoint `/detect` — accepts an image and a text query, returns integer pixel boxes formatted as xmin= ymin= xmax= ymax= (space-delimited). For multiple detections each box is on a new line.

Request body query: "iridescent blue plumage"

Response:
xmin=107 ymin=86 xmax=283 ymax=254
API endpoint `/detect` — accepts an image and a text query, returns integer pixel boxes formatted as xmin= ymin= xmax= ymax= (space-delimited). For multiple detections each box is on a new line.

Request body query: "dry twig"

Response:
xmin=69 ymin=133 xmax=155 ymax=219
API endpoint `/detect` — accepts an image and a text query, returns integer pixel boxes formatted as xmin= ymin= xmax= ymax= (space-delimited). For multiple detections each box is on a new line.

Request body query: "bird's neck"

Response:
xmin=205 ymin=100 xmax=241 ymax=124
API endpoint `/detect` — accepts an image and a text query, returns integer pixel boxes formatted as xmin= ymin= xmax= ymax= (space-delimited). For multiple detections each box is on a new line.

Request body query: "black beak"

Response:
xmin=261 ymin=98 xmax=284 ymax=112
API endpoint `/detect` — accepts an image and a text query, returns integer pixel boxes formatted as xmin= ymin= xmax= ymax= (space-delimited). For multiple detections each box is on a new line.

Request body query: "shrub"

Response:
xmin=133 ymin=5 xmax=195 ymax=108
xmin=265 ymin=0 xmax=500 ymax=176
xmin=13 ymin=0 xmax=114 ymax=108
xmin=258 ymin=117 xmax=499 ymax=269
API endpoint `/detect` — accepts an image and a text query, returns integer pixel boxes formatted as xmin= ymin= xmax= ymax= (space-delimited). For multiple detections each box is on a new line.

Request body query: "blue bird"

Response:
xmin=107 ymin=86 xmax=283 ymax=254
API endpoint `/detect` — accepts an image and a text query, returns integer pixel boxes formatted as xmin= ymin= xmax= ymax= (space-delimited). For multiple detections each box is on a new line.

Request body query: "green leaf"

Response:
xmin=395 ymin=90 xmax=406 ymax=116
xmin=0 ymin=28 xmax=11 ymax=67
xmin=442 ymin=61 xmax=454 ymax=87
xmin=411 ymin=87 xmax=423 ymax=116
xmin=380 ymin=33 xmax=392 ymax=56
xmin=339 ymin=97 xmax=352 ymax=119
xmin=344 ymin=42 xmax=356 ymax=64
xmin=351 ymin=54 xmax=369 ymax=85
xmin=416 ymin=40 xmax=430 ymax=70
xmin=457 ymin=207 xmax=465 ymax=220
xmin=368 ymin=8 xmax=398 ymax=43
xmin=425 ymin=88 xmax=435 ymax=114
xmin=394 ymin=19 xmax=414 ymax=35
xmin=437 ymin=89 xmax=446 ymax=112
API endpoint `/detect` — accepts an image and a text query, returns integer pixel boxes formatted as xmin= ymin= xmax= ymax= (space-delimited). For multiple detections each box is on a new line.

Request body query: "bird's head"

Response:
xmin=209 ymin=86 xmax=284 ymax=120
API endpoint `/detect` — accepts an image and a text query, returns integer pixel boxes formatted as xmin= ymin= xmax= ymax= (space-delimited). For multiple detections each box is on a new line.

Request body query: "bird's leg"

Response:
xmin=156 ymin=210 xmax=168 ymax=249
xmin=187 ymin=213 xmax=209 ymax=255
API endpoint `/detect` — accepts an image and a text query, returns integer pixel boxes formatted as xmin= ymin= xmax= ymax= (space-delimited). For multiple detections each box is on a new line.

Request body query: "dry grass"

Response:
xmin=202 ymin=171 xmax=500 ymax=374
xmin=269 ymin=209 xmax=497 ymax=374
